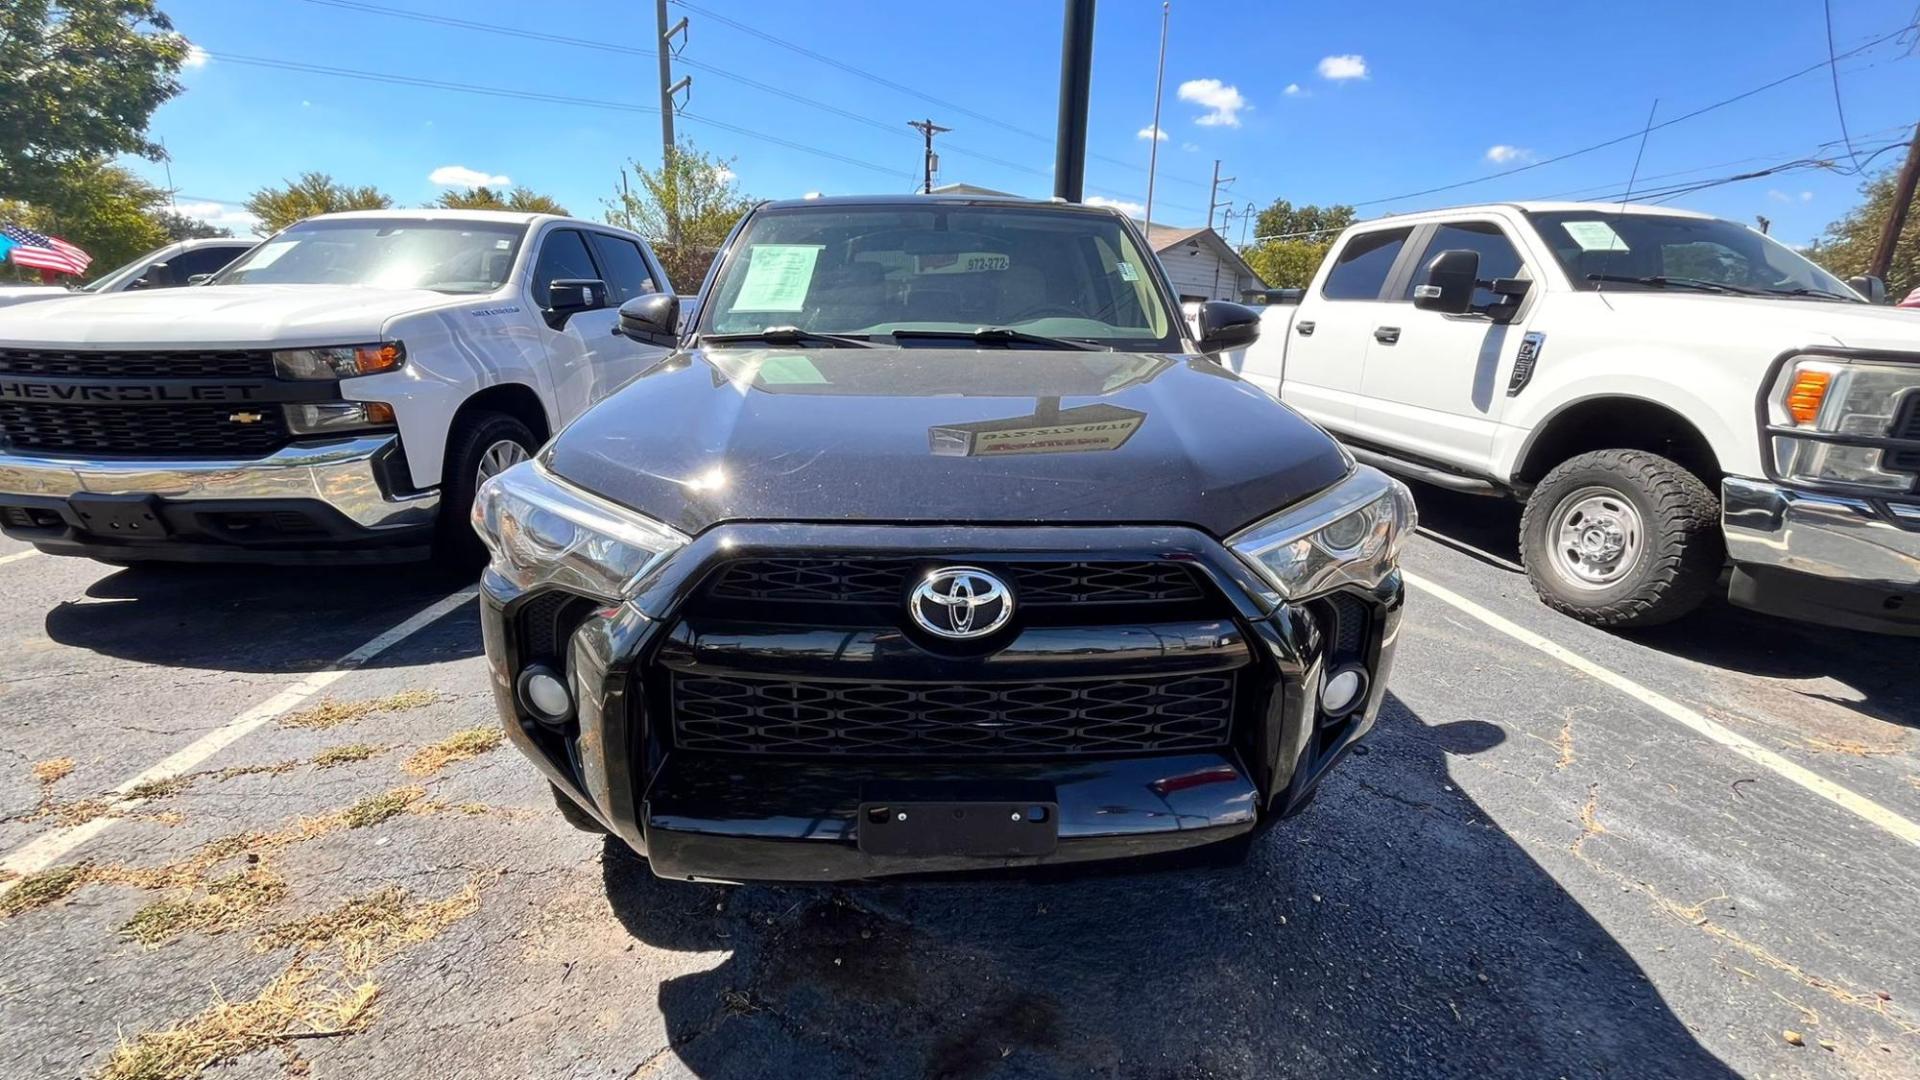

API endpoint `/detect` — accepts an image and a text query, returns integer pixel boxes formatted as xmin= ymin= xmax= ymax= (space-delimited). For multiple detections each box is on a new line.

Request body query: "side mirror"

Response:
xmin=545 ymin=278 xmax=608 ymax=328
xmin=186 ymin=273 xmax=215 ymax=285
xmin=615 ymin=293 xmax=680 ymax=346
xmin=1847 ymin=274 xmax=1887 ymax=304
xmin=127 ymin=277 xmax=152 ymax=291
xmin=1413 ymin=249 xmax=1479 ymax=315
xmin=1196 ymin=300 xmax=1262 ymax=352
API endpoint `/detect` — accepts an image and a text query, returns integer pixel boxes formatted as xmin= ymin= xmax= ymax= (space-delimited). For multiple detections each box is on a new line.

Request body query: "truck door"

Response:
xmin=1350 ymin=219 xmax=1531 ymax=470
xmin=1278 ymin=226 xmax=1415 ymax=430
xmin=585 ymin=231 xmax=674 ymax=387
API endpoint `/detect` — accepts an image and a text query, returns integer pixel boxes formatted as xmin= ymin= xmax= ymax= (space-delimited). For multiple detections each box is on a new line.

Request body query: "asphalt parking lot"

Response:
xmin=0 ymin=484 xmax=1915 ymax=1080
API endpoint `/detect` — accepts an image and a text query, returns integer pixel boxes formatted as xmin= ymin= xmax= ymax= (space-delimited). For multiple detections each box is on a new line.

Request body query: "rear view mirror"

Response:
xmin=1413 ymin=249 xmax=1479 ymax=315
xmin=545 ymin=278 xmax=608 ymax=328
xmin=1196 ymin=300 xmax=1262 ymax=352
xmin=616 ymin=293 xmax=680 ymax=346
xmin=1847 ymin=274 xmax=1887 ymax=304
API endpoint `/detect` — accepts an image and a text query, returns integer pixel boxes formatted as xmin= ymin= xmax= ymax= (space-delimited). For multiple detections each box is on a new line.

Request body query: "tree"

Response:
xmin=1804 ymin=166 xmax=1920 ymax=300
xmin=435 ymin=185 xmax=569 ymax=215
xmin=244 ymin=173 xmax=393 ymax=235
xmin=153 ymin=208 xmax=230 ymax=240
xmin=0 ymin=159 xmax=169 ymax=282
xmin=1242 ymin=239 xmax=1332 ymax=291
xmin=1239 ymin=198 xmax=1357 ymax=290
xmin=604 ymin=141 xmax=753 ymax=289
xmin=1252 ymin=198 xmax=1356 ymax=245
xmin=0 ymin=1 xmax=190 ymax=202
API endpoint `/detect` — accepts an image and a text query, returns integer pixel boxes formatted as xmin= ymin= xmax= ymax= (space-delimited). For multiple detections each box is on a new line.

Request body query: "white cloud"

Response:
xmin=712 ymin=166 xmax=736 ymax=184
xmin=1801 ymin=190 xmax=1814 ymax=202
xmin=1485 ymin=144 xmax=1533 ymax=164
xmin=1317 ymin=54 xmax=1368 ymax=81
xmin=1767 ymin=189 xmax=1816 ymax=204
xmin=428 ymin=164 xmax=510 ymax=187
xmin=1137 ymin=124 xmax=1169 ymax=142
xmin=1085 ymin=195 xmax=1145 ymax=218
xmin=174 ymin=200 xmax=260 ymax=234
xmin=1283 ymin=83 xmax=1304 ymax=97
xmin=1178 ymin=78 xmax=1248 ymax=128
xmin=1181 ymin=142 xmax=1199 ymax=153
xmin=182 ymin=44 xmax=209 ymax=69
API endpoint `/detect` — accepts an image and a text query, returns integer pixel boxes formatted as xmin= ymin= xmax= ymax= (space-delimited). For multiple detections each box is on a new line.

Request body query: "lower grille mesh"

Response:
xmin=0 ymin=401 xmax=289 ymax=456
xmin=672 ymin=673 xmax=1235 ymax=758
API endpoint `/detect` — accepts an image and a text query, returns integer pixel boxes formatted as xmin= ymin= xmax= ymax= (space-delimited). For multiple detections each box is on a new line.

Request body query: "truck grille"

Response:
xmin=0 ymin=401 xmax=289 ymax=457
xmin=706 ymin=558 xmax=1206 ymax=606
xmin=0 ymin=348 xmax=274 ymax=380
xmin=671 ymin=672 xmax=1235 ymax=758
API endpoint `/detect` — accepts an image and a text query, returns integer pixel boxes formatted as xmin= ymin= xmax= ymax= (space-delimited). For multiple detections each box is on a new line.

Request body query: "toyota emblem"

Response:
xmin=909 ymin=566 xmax=1014 ymax=640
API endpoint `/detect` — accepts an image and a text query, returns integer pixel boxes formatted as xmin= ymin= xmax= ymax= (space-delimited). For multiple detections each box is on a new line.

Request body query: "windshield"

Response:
xmin=699 ymin=204 xmax=1179 ymax=349
xmin=1525 ymin=210 xmax=1858 ymax=299
xmin=77 ymin=250 xmax=162 ymax=293
xmin=213 ymin=219 xmax=527 ymax=293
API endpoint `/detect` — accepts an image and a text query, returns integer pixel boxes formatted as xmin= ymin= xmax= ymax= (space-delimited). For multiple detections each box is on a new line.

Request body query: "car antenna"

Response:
xmin=1595 ymin=97 xmax=1659 ymax=311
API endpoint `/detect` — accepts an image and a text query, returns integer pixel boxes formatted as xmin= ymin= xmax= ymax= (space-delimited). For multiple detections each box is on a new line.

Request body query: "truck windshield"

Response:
xmin=699 ymin=204 xmax=1179 ymax=350
xmin=1525 ymin=210 xmax=1859 ymax=301
xmin=213 ymin=219 xmax=528 ymax=293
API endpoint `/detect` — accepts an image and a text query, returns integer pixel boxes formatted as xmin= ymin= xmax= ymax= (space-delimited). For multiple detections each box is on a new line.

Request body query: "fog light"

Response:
xmin=1320 ymin=666 xmax=1368 ymax=717
xmin=517 ymin=664 xmax=573 ymax=725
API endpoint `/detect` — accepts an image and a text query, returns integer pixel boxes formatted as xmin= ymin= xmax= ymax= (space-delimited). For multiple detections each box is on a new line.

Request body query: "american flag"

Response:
xmin=0 ymin=224 xmax=92 ymax=276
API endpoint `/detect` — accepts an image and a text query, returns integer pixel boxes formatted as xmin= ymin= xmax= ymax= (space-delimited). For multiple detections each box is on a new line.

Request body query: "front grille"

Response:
xmin=0 ymin=401 xmax=289 ymax=457
xmin=671 ymin=672 xmax=1235 ymax=758
xmin=705 ymin=558 xmax=1206 ymax=606
xmin=516 ymin=591 xmax=600 ymax=664
xmin=0 ymin=348 xmax=273 ymax=380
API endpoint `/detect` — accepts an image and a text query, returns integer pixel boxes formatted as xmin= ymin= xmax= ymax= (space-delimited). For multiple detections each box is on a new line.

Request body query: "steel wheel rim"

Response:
xmin=476 ymin=439 xmax=529 ymax=488
xmin=1548 ymin=487 xmax=1644 ymax=590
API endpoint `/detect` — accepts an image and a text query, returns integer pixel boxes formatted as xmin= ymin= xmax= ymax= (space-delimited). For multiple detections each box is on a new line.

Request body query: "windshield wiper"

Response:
xmin=890 ymin=327 xmax=1108 ymax=351
xmin=1762 ymin=286 xmax=1864 ymax=303
xmin=700 ymin=326 xmax=880 ymax=348
xmin=1585 ymin=273 xmax=1765 ymax=296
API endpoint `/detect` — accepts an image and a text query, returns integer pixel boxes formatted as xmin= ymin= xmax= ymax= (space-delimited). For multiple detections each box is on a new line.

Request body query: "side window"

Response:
xmin=1321 ymin=228 xmax=1412 ymax=300
xmin=1404 ymin=222 xmax=1526 ymax=307
xmin=587 ymin=233 xmax=659 ymax=304
xmin=531 ymin=229 xmax=600 ymax=299
xmin=167 ymin=246 xmax=247 ymax=283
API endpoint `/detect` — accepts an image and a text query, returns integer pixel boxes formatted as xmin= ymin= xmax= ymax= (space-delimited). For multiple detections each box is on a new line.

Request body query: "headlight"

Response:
xmin=1767 ymin=356 xmax=1920 ymax=491
xmin=284 ymin=401 xmax=395 ymax=435
xmin=272 ymin=342 xmax=405 ymax=380
xmin=471 ymin=460 xmax=687 ymax=601
xmin=1229 ymin=465 xmax=1417 ymax=601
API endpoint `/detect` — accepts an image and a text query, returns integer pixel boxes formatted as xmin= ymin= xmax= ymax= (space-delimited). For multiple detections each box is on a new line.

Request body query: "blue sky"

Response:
xmin=140 ymin=0 xmax=1919 ymax=249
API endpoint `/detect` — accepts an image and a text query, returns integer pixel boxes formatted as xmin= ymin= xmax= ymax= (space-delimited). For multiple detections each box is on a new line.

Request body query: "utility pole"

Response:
xmin=1239 ymin=200 xmax=1255 ymax=247
xmin=655 ymin=0 xmax=690 ymax=242
xmin=1052 ymin=0 xmax=1097 ymax=202
xmin=1207 ymin=160 xmax=1235 ymax=231
xmin=1142 ymin=1 xmax=1169 ymax=227
xmin=907 ymin=119 xmax=951 ymax=194
xmin=1869 ymin=121 xmax=1920 ymax=284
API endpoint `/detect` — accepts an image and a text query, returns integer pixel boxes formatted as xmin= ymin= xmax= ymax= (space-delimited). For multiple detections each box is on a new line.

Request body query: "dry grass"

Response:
xmin=256 ymin=882 xmax=481 ymax=973
xmin=280 ymin=690 xmax=435 ymax=730
xmin=311 ymin=744 xmax=383 ymax=769
xmin=125 ymin=776 xmax=194 ymax=801
xmin=121 ymin=868 xmax=289 ymax=946
xmin=0 ymin=862 xmax=93 ymax=917
xmin=337 ymin=787 xmax=425 ymax=829
xmin=402 ymin=727 xmax=502 ymax=777
xmin=33 ymin=757 xmax=75 ymax=785
xmin=96 ymin=961 xmax=377 ymax=1080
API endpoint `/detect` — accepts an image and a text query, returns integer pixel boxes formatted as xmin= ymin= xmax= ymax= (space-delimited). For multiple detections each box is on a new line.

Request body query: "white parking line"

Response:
xmin=0 ymin=587 xmax=478 ymax=897
xmin=1404 ymin=570 xmax=1920 ymax=848
xmin=0 ymin=549 xmax=41 ymax=568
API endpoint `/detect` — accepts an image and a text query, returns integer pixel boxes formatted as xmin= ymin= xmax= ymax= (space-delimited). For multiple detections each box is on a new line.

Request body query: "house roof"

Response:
xmin=1146 ymin=226 xmax=1266 ymax=290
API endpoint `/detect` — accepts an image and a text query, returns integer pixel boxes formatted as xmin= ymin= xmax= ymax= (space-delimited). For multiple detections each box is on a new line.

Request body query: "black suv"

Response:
xmin=472 ymin=195 xmax=1413 ymax=884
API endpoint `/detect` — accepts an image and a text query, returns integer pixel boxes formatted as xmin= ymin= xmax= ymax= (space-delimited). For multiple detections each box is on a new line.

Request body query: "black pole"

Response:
xmin=1053 ymin=0 xmax=1096 ymax=202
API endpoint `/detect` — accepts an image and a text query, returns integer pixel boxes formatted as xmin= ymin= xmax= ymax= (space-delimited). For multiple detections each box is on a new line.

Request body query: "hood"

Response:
xmin=544 ymin=347 xmax=1350 ymax=538
xmin=0 ymin=286 xmax=69 ymax=309
xmin=0 ymin=284 xmax=464 ymax=348
xmin=1592 ymin=291 xmax=1920 ymax=353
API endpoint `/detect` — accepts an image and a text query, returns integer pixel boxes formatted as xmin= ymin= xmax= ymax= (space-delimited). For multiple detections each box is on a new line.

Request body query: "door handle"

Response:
xmin=1374 ymin=326 xmax=1401 ymax=344
xmin=1295 ymin=320 xmax=1316 ymax=336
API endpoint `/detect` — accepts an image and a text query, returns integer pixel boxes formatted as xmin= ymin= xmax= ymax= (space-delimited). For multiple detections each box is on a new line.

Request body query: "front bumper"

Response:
xmin=1722 ymin=476 xmax=1920 ymax=635
xmin=480 ymin=522 xmax=1404 ymax=884
xmin=0 ymin=435 xmax=439 ymax=562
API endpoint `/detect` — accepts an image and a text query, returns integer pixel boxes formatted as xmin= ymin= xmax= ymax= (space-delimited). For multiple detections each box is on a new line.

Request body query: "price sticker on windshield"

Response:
xmin=734 ymin=244 xmax=822 ymax=312
xmin=1561 ymin=220 xmax=1629 ymax=253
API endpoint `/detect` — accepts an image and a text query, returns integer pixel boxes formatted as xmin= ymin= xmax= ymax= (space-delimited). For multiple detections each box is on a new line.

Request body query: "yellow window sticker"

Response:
xmin=1561 ymin=221 xmax=1629 ymax=253
xmin=734 ymin=244 xmax=822 ymax=311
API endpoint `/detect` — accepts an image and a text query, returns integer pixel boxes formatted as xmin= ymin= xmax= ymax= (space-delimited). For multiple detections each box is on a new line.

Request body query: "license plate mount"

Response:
xmin=857 ymin=797 xmax=1060 ymax=858
xmin=68 ymin=494 xmax=168 ymax=539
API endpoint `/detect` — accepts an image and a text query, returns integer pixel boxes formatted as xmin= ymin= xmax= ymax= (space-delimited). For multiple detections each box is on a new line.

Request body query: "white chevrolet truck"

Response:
xmin=0 ymin=209 xmax=679 ymax=565
xmin=1240 ymin=201 xmax=1920 ymax=635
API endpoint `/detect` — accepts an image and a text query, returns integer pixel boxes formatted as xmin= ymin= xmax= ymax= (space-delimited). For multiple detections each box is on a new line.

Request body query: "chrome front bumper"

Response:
xmin=1722 ymin=476 xmax=1920 ymax=634
xmin=0 ymin=435 xmax=438 ymax=531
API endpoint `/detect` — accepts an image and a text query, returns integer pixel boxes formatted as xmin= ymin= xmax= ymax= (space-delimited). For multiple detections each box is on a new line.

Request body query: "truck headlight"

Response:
xmin=1767 ymin=356 xmax=1920 ymax=491
xmin=273 ymin=342 xmax=406 ymax=380
xmin=1229 ymin=465 xmax=1417 ymax=601
xmin=284 ymin=401 xmax=395 ymax=435
xmin=471 ymin=460 xmax=686 ymax=600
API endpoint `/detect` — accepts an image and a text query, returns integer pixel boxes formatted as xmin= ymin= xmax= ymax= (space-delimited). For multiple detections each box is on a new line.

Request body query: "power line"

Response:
xmin=1823 ymin=0 xmax=1866 ymax=172
xmin=1349 ymin=20 xmax=1916 ymax=208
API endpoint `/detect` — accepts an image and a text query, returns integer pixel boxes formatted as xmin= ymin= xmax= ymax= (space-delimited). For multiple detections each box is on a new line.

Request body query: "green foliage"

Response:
xmin=434 ymin=186 xmax=569 ymax=215
xmin=0 ymin=0 xmax=189 ymax=201
xmin=244 ymin=173 xmax=394 ymax=235
xmin=1804 ymin=166 xmax=1920 ymax=300
xmin=0 ymin=159 xmax=168 ymax=282
xmin=1242 ymin=239 xmax=1335 ymax=290
xmin=604 ymin=141 xmax=753 ymax=290
xmin=154 ymin=208 xmax=229 ymax=240
xmin=1252 ymin=198 xmax=1355 ymax=244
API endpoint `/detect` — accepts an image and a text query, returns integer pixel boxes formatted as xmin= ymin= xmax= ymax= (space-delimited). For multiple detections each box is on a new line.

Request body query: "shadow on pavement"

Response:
xmin=596 ymin=694 xmax=1739 ymax=1079
xmin=40 ymin=562 xmax=481 ymax=673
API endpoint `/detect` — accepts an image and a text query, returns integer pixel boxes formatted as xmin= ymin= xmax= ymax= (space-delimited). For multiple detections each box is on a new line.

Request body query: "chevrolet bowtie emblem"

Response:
xmin=228 ymin=411 xmax=265 ymax=424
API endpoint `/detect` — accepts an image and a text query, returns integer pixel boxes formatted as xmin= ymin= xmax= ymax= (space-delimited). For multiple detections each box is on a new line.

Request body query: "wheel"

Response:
xmin=1519 ymin=449 xmax=1723 ymax=629
xmin=435 ymin=411 xmax=538 ymax=568
xmin=551 ymin=783 xmax=609 ymax=834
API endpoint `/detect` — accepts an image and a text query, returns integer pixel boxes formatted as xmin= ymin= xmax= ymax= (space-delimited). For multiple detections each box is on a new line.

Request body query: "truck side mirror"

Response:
xmin=1413 ymin=249 xmax=1479 ymax=315
xmin=186 ymin=274 xmax=215 ymax=285
xmin=1196 ymin=300 xmax=1262 ymax=352
xmin=545 ymin=278 xmax=609 ymax=328
xmin=616 ymin=293 xmax=680 ymax=347
xmin=1846 ymin=274 xmax=1887 ymax=304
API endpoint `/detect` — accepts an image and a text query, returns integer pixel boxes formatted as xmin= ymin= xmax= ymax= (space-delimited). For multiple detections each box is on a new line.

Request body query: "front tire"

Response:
xmin=435 ymin=411 xmax=537 ymax=568
xmin=1519 ymin=449 xmax=1723 ymax=629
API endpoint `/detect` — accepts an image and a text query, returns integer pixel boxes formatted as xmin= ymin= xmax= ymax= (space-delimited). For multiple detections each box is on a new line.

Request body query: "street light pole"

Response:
xmin=1052 ymin=0 xmax=1097 ymax=202
xmin=1143 ymin=1 xmax=1169 ymax=227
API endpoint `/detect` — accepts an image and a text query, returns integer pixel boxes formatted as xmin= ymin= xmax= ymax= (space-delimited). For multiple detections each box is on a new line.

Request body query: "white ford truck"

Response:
xmin=1239 ymin=201 xmax=1920 ymax=635
xmin=0 ymin=209 xmax=679 ymax=566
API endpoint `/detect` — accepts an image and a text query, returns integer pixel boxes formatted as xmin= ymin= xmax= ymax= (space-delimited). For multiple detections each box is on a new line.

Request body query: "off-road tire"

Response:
xmin=1519 ymin=449 xmax=1723 ymax=629
xmin=435 ymin=411 xmax=537 ymax=568
xmin=551 ymin=783 xmax=609 ymax=834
